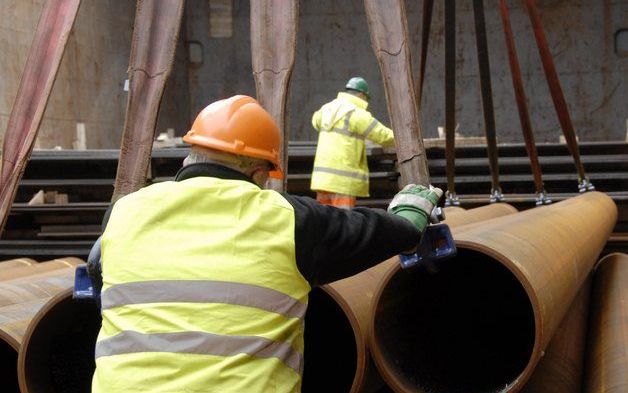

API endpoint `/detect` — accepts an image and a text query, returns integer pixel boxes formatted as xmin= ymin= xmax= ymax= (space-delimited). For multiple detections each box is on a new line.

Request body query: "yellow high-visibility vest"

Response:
xmin=311 ymin=92 xmax=395 ymax=197
xmin=92 ymin=176 xmax=311 ymax=393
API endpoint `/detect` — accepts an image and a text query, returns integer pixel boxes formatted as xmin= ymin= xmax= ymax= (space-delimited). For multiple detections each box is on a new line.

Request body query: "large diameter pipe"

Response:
xmin=0 ymin=258 xmax=36 ymax=271
xmin=583 ymin=253 xmax=628 ymax=393
xmin=0 ymin=259 xmax=82 ymax=393
xmin=305 ymin=204 xmax=518 ymax=392
xmin=16 ymin=205 xmax=517 ymax=393
xmin=522 ymin=277 xmax=592 ymax=393
xmin=0 ymin=258 xmax=82 ymax=281
xmin=370 ymin=192 xmax=616 ymax=393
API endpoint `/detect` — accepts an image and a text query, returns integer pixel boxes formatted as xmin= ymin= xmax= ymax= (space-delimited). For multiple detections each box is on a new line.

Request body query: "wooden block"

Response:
xmin=27 ymin=190 xmax=45 ymax=205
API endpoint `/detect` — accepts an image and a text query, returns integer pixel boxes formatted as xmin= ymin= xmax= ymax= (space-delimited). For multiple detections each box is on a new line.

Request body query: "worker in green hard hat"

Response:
xmin=311 ymin=76 xmax=395 ymax=209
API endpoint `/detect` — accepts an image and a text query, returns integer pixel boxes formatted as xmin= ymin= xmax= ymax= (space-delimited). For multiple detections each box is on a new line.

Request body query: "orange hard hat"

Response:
xmin=183 ymin=95 xmax=283 ymax=179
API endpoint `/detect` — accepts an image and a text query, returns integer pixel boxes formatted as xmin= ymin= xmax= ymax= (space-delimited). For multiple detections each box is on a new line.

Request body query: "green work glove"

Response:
xmin=388 ymin=184 xmax=443 ymax=233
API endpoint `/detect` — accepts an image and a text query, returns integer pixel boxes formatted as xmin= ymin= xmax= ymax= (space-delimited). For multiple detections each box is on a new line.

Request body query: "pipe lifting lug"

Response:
xmin=444 ymin=191 xmax=461 ymax=207
xmin=578 ymin=177 xmax=595 ymax=193
xmin=535 ymin=190 xmax=552 ymax=206
xmin=489 ymin=187 xmax=505 ymax=203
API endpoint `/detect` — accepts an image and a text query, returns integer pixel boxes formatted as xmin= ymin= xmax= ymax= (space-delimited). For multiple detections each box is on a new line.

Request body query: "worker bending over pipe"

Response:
xmin=87 ymin=95 xmax=442 ymax=393
xmin=311 ymin=77 xmax=396 ymax=209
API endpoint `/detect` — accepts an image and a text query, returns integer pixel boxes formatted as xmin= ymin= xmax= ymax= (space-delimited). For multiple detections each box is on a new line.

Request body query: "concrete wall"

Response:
xmin=1 ymin=0 xmax=626 ymax=149
xmin=188 ymin=0 xmax=627 ymax=143
xmin=0 ymin=0 xmax=189 ymax=150
xmin=0 ymin=0 xmax=135 ymax=149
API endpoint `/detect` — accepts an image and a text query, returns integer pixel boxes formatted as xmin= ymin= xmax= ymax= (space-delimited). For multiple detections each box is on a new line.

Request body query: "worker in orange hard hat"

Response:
xmin=88 ymin=95 xmax=443 ymax=393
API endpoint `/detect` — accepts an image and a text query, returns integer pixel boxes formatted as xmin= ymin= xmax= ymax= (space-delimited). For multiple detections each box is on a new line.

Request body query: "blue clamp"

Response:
xmin=73 ymin=265 xmax=100 ymax=301
xmin=399 ymin=223 xmax=456 ymax=270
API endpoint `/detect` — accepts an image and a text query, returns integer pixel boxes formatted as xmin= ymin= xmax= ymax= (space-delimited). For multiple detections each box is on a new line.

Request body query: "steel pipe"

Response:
xmin=0 ymin=259 xmax=82 ymax=393
xmin=522 ymin=277 xmax=592 ymax=393
xmin=0 ymin=257 xmax=82 ymax=281
xmin=0 ymin=258 xmax=36 ymax=269
xmin=370 ymin=192 xmax=616 ymax=392
xmin=583 ymin=253 xmax=628 ymax=393
xmin=15 ymin=205 xmax=516 ymax=393
xmin=307 ymin=204 xmax=517 ymax=392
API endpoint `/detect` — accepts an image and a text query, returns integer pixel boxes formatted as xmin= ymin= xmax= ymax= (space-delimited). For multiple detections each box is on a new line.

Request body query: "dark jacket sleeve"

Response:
xmin=281 ymin=194 xmax=421 ymax=286
xmin=86 ymin=202 xmax=115 ymax=293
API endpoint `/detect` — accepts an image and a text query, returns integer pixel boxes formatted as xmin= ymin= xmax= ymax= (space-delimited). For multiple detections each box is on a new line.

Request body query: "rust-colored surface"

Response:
xmin=112 ymin=0 xmax=185 ymax=201
xmin=444 ymin=0 xmax=456 ymax=196
xmin=0 ymin=258 xmax=36 ymax=271
xmin=0 ymin=259 xmax=83 ymax=393
xmin=499 ymin=0 xmax=544 ymax=195
xmin=316 ymin=204 xmax=517 ymax=393
xmin=446 ymin=203 xmax=516 ymax=228
xmin=250 ymin=0 xmax=298 ymax=192
xmin=0 ymin=0 xmax=81 ymax=236
xmin=364 ymin=0 xmax=429 ymax=186
xmin=522 ymin=277 xmax=592 ymax=393
xmin=415 ymin=0 xmax=433 ymax=109
xmin=18 ymin=288 xmax=100 ymax=393
xmin=523 ymin=0 xmax=586 ymax=182
xmin=583 ymin=253 xmax=628 ymax=393
xmin=0 ymin=257 xmax=82 ymax=281
xmin=370 ymin=192 xmax=616 ymax=392
xmin=473 ymin=0 xmax=501 ymax=195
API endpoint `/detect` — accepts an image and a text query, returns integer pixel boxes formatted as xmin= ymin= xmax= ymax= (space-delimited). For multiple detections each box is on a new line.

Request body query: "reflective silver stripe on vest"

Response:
xmin=95 ymin=330 xmax=303 ymax=374
xmin=322 ymin=110 xmax=365 ymax=141
xmin=362 ymin=119 xmax=379 ymax=139
xmin=101 ymin=280 xmax=307 ymax=319
xmin=312 ymin=166 xmax=369 ymax=181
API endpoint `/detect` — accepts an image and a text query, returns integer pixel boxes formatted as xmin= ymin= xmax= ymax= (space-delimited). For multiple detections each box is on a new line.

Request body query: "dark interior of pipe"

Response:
xmin=374 ymin=248 xmax=535 ymax=393
xmin=0 ymin=339 xmax=18 ymax=392
xmin=302 ymin=287 xmax=357 ymax=393
xmin=21 ymin=297 xmax=100 ymax=393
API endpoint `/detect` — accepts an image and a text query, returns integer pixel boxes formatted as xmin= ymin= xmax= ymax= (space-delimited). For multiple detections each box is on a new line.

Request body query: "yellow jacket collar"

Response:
xmin=337 ymin=92 xmax=368 ymax=109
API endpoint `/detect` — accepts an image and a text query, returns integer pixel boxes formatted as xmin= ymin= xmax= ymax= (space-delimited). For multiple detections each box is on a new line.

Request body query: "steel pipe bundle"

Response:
xmin=583 ymin=253 xmax=628 ymax=393
xmin=15 ymin=204 xmax=516 ymax=393
xmin=0 ymin=258 xmax=82 ymax=392
xmin=369 ymin=192 xmax=616 ymax=392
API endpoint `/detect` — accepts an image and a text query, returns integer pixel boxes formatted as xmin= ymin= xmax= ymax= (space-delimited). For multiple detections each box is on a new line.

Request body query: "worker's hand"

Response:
xmin=388 ymin=184 xmax=443 ymax=233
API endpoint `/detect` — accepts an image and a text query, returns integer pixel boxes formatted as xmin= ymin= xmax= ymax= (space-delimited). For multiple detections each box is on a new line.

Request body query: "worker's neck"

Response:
xmin=175 ymin=162 xmax=258 ymax=187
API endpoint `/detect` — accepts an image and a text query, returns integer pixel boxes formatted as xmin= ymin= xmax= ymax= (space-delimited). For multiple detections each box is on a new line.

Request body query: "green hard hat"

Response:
xmin=345 ymin=77 xmax=370 ymax=99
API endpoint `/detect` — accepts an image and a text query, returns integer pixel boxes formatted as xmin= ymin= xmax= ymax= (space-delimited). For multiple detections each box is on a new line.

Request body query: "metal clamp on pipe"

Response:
xmin=73 ymin=235 xmax=102 ymax=303
xmin=399 ymin=207 xmax=456 ymax=271
xmin=73 ymin=265 xmax=98 ymax=301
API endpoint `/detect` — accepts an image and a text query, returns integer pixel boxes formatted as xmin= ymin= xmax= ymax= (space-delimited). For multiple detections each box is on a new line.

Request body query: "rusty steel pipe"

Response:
xmin=0 ymin=258 xmax=36 ymax=271
xmin=14 ymin=205 xmax=516 ymax=393
xmin=370 ymin=192 xmax=616 ymax=393
xmin=522 ymin=277 xmax=592 ymax=393
xmin=0 ymin=257 xmax=82 ymax=282
xmin=0 ymin=259 xmax=82 ymax=393
xmin=305 ymin=204 xmax=517 ymax=392
xmin=583 ymin=253 xmax=628 ymax=393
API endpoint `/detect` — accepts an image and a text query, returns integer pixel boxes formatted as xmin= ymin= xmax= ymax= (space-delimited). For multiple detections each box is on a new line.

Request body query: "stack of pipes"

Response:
xmin=1 ymin=197 xmax=625 ymax=393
